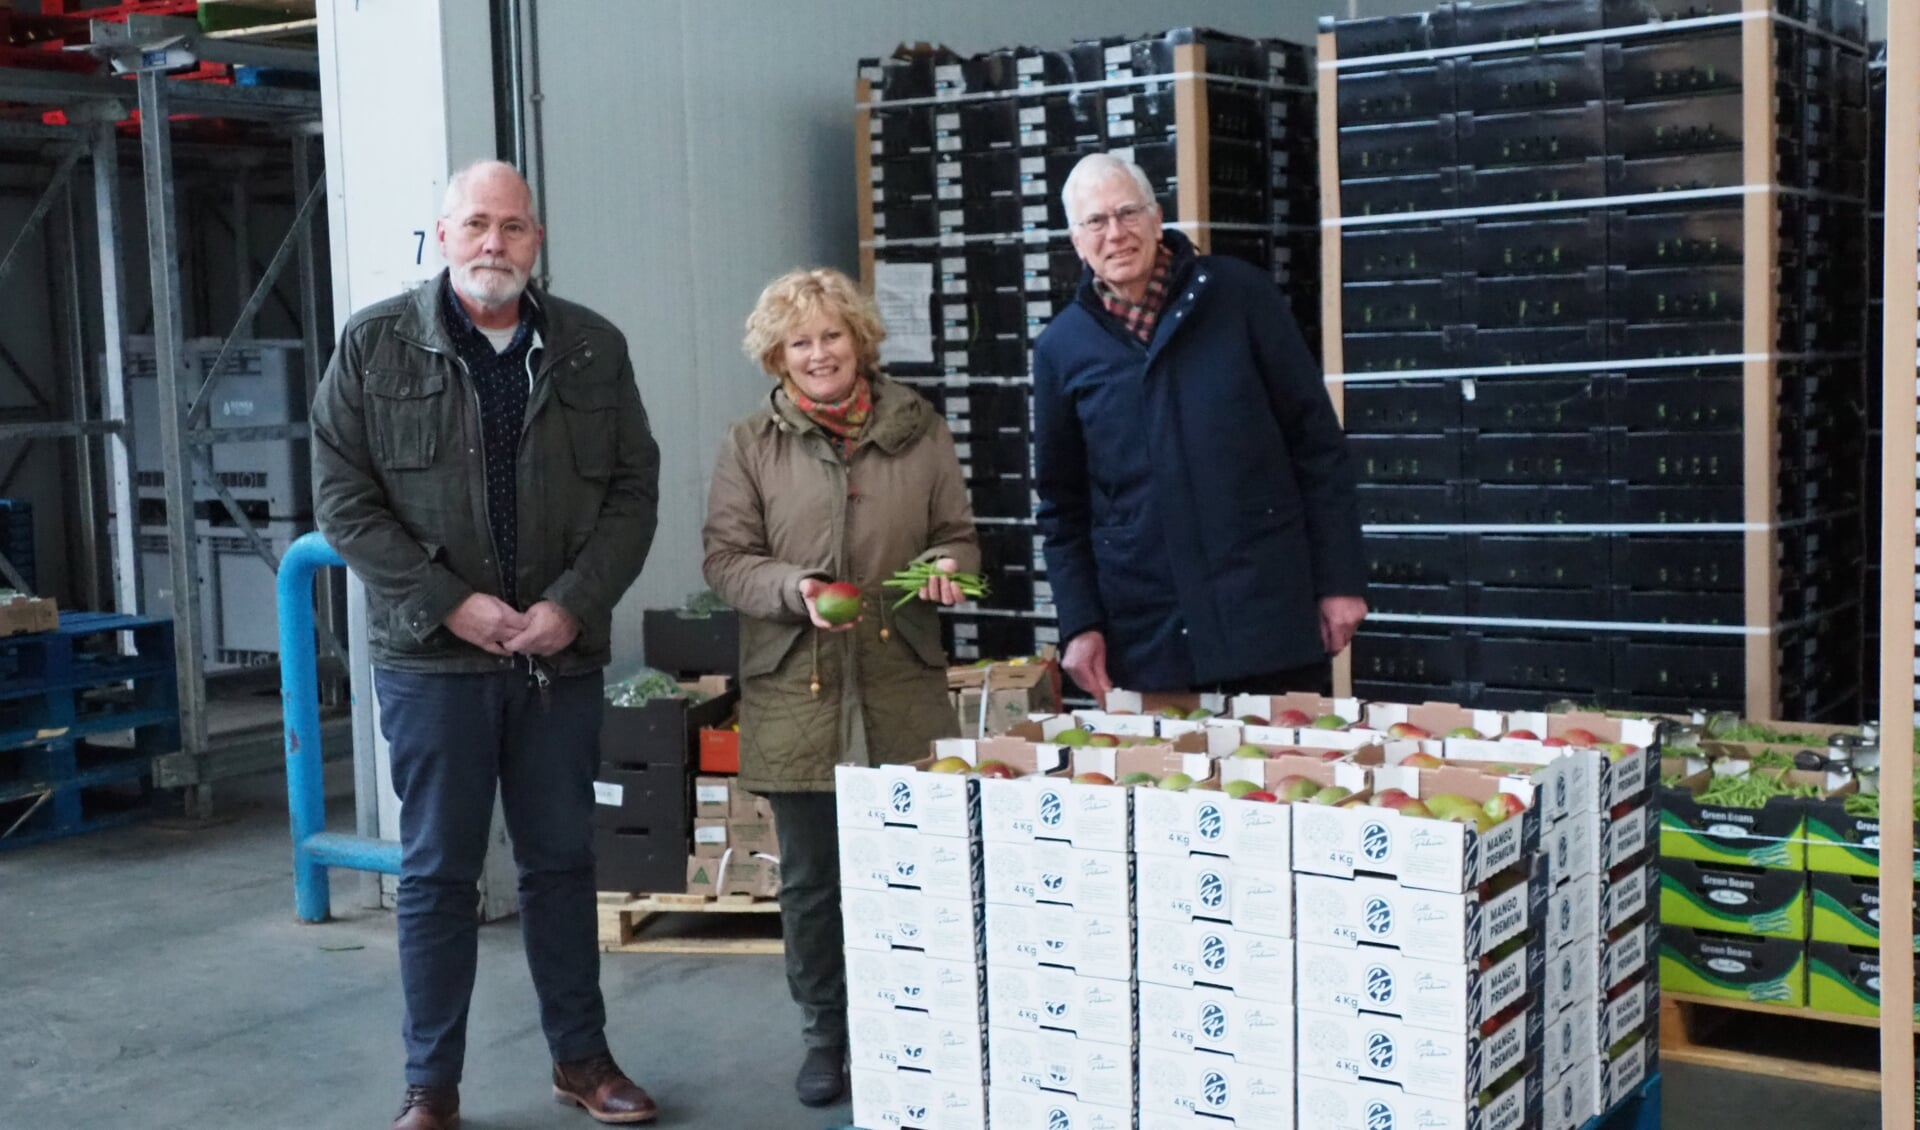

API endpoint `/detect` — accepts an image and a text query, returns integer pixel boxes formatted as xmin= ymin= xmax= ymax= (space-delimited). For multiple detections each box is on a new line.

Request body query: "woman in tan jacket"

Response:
xmin=701 ymin=267 xmax=978 ymax=1108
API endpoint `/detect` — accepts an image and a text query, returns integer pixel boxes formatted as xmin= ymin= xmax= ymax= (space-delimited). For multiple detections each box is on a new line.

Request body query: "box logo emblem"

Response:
xmin=1362 ymin=821 xmax=1391 ymax=862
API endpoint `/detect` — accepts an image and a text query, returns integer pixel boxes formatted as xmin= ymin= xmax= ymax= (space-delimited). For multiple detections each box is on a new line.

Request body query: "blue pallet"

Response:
xmin=0 ymin=612 xmax=179 ymax=757
xmin=1587 ymin=1074 xmax=1661 ymax=1130
xmin=0 ymin=737 xmax=155 ymax=851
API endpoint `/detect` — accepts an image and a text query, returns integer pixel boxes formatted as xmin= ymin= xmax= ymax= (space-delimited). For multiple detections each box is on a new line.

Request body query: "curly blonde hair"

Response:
xmin=743 ymin=268 xmax=887 ymax=379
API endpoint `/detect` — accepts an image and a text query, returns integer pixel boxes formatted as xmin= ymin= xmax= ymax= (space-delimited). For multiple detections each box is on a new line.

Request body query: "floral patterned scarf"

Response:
xmin=783 ymin=373 xmax=873 ymax=460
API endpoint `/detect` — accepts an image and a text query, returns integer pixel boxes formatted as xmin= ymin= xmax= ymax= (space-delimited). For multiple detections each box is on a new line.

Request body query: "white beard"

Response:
xmin=454 ymin=259 xmax=528 ymax=309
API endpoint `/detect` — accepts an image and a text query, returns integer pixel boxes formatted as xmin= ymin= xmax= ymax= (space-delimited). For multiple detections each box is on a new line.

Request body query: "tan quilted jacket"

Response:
xmin=701 ymin=374 xmax=979 ymax=793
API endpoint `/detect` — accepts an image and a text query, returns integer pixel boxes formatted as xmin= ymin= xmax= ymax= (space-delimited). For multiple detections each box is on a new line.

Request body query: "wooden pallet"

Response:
xmin=1660 ymin=991 xmax=1890 ymax=1091
xmin=595 ymin=892 xmax=783 ymax=955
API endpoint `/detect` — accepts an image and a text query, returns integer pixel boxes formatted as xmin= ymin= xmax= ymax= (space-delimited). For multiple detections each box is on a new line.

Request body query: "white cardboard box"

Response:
xmin=1598 ymin=1031 xmax=1651 ymax=1110
xmin=1602 ymin=858 xmax=1655 ymax=935
xmin=1545 ymin=874 xmax=1600 ymax=952
xmin=842 ymin=886 xmax=985 ymax=962
xmin=1293 ymin=872 xmax=1538 ymax=964
xmin=844 ymin=948 xmax=984 ymax=1021
xmin=1542 ymin=813 xmax=1599 ymax=887
xmin=1602 ymin=975 xmax=1657 ymax=1050
xmin=987 ymin=1087 xmax=1134 ymax=1130
xmin=847 ymin=1006 xmax=986 ymax=1080
xmin=1133 ymin=782 xmax=1300 ymax=863
xmin=987 ymin=1025 xmax=1136 ymax=1110
xmin=1439 ymin=739 xmax=1599 ymax=822
xmin=839 ymin=824 xmax=978 ymax=894
xmin=1137 ymin=983 xmax=1294 ymax=1068
xmin=984 ymin=838 xmax=1131 ymax=916
xmin=985 ymin=964 xmax=1132 ymax=1046
xmin=1603 ymin=799 xmax=1652 ymax=871
xmin=980 ymin=769 xmax=1132 ymax=853
xmin=1135 ymin=918 xmax=1296 ymax=1002
xmin=1137 ymin=1046 xmax=1296 ymax=1129
xmin=984 ymin=902 xmax=1134 ymax=982
xmin=836 ymin=760 xmax=979 ymax=839
xmin=1545 ymin=1057 xmax=1600 ymax=1130
xmin=1601 ymin=917 xmax=1656 ymax=992
xmin=1544 ymin=934 xmax=1600 ymax=1020
xmin=1289 ymin=764 xmax=1537 ymax=893
xmin=1134 ymin=851 xmax=1292 ymax=939
xmin=1296 ymin=1068 xmax=1534 ymax=1130
xmin=1295 ymin=1004 xmax=1535 ymax=1100
xmin=1542 ymin=999 xmax=1600 ymax=1084
xmin=850 ymin=1067 xmax=985 ymax=1130
xmin=1294 ymin=936 xmax=1534 ymax=1034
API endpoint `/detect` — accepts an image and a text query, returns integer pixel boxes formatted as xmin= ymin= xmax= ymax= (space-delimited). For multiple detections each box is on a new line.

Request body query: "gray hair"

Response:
xmin=441 ymin=159 xmax=534 ymax=217
xmin=1060 ymin=153 xmax=1159 ymax=228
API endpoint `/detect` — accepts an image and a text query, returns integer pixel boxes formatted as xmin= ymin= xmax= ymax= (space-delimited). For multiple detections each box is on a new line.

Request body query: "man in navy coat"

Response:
xmin=1032 ymin=152 xmax=1368 ymax=703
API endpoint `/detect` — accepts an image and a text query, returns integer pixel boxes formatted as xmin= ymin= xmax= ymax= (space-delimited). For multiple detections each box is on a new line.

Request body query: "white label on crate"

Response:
xmin=935 ymin=64 xmax=962 ymax=86
xmin=870 ymin=139 xmax=882 ymax=157
xmin=874 ymin=262 xmax=934 ymax=366
xmin=954 ymin=442 xmax=972 ymax=460
xmin=1022 ymin=179 xmax=1044 ymax=197
xmin=1025 ymin=252 xmax=1049 ymax=269
xmin=1034 ymin=581 xmax=1054 ymax=601
xmin=936 ymin=113 xmax=960 ymax=131
xmin=939 ymin=209 xmax=964 ymax=227
xmin=696 ymin=784 xmax=728 ymax=805
xmin=938 ymin=136 xmax=961 ymax=152
xmin=938 ymin=185 xmax=962 ymax=201
xmin=1109 ymin=118 xmax=1136 ymax=139
xmin=871 ymin=187 xmax=886 ymax=204
xmin=1019 ymin=56 xmax=1043 ymax=75
xmin=694 ymin=825 xmax=727 ymax=846
xmin=949 ymin=417 xmax=972 ymax=435
xmin=1022 ymin=204 xmax=1047 ymax=224
xmin=1036 ymin=626 xmax=1059 ymax=645
xmin=956 ymin=643 xmax=980 ymax=660
xmin=593 ymin=782 xmax=623 ymax=807
xmin=944 ymin=302 xmax=966 ymax=321
xmin=938 ymin=161 xmax=962 ymax=179
xmin=1108 ymin=94 xmax=1135 ymax=116
xmin=1105 ymin=45 xmax=1129 ymax=64
xmin=955 ymin=622 xmax=980 ymax=639
xmin=1020 ymin=155 xmax=1045 ymax=174
xmin=943 ymin=347 xmax=968 ymax=368
xmin=944 ymin=324 xmax=969 ymax=343
xmin=870 ymin=164 xmax=885 ymax=183
xmin=941 ymin=256 xmax=966 ymax=275
xmin=1027 ymin=300 xmax=1053 ymax=318
xmin=1019 ymin=105 xmax=1046 ymax=125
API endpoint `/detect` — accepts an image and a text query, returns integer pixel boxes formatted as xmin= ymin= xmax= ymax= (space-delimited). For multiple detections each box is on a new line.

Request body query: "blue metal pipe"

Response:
xmin=280 ymin=531 xmax=400 ymax=923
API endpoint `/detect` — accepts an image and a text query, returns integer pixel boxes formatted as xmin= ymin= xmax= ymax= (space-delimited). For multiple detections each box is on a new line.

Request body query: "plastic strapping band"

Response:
xmin=1362 ymin=522 xmax=1764 ymax=533
xmin=1368 ymin=611 xmax=1767 ymax=635
xmin=1325 ymin=185 xmax=1763 ymax=229
xmin=1329 ymin=353 xmax=1764 ymax=383
xmin=857 ymin=70 xmax=1314 ymax=109
xmin=1322 ymin=10 xmax=1760 ymax=71
xmin=862 ymin=219 xmax=1295 ymax=250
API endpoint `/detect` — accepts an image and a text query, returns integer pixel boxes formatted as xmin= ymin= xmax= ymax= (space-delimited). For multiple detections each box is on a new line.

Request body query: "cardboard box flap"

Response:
xmin=1104 ymin=688 xmax=1227 ymax=716
xmin=1226 ymin=693 xmax=1360 ymax=726
xmin=1363 ymin=701 xmax=1506 ymax=740
xmin=948 ymin=659 xmax=1055 ymax=690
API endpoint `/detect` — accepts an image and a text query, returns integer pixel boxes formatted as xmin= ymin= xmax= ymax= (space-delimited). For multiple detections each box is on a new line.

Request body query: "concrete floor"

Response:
xmin=0 ymin=775 xmax=1886 ymax=1130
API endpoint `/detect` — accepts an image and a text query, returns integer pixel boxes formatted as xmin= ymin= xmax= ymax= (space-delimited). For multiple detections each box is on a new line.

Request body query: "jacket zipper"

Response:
xmin=399 ymin=336 xmax=513 ymax=608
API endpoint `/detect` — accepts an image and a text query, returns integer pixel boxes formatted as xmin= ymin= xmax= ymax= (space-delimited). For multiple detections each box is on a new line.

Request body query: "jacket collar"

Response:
xmin=397 ymin=269 xmax=575 ymax=357
xmin=1075 ymin=229 xmax=1204 ymax=355
xmin=769 ymin=371 xmax=930 ymax=457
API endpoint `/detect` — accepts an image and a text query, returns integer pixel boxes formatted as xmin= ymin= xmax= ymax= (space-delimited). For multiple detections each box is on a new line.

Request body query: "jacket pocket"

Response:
xmin=739 ymin=617 xmax=806 ymax=680
xmin=889 ymin=604 xmax=949 ymax=670
xmin=365 ymin=369 xmax=446 ymax=470
xmin=555 ymin=377 xmax=619 ymax=481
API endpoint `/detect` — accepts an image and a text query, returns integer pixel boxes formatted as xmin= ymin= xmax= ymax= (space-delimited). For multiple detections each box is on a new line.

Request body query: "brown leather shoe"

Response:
xmin=392 ymin=1083 xmax=459 ymax=1130
xmin=553 ymin=1052 xmax=658 ymax=1124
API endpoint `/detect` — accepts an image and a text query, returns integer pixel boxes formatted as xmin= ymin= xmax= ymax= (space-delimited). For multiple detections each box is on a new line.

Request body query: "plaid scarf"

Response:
xmin=784 ymin=373 xmax=873 ymax=460
xmin=1095 ymin=239 xmax=1176 ymax=345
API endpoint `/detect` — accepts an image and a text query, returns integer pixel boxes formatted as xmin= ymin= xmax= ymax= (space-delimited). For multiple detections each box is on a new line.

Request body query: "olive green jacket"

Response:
xmin=312 ymin=274 xmax=660 ymax=674
xmin=701 ymin=375 xmax=979 ymax=793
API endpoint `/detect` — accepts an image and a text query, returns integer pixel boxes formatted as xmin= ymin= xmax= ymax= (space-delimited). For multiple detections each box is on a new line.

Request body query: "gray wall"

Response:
xmin=530 ymin=0 xmax=1337 ymax=667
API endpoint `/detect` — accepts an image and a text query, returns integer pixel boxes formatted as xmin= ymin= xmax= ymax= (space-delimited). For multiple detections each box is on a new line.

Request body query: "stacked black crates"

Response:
xmin=1324 ymin=0 xmax=1871 ymax=721
xmin=859 ymin=28 xmax=1319 ymax=691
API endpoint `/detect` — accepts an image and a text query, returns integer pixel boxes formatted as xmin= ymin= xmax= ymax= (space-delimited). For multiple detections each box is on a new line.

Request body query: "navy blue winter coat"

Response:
xmin=1032 ymin=230 xmax=1367 ymax=691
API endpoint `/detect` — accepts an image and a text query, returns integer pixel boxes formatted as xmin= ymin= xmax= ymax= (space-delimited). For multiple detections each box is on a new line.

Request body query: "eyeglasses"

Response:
xmin=1074 ymin=202 xmax=1155 ymax=236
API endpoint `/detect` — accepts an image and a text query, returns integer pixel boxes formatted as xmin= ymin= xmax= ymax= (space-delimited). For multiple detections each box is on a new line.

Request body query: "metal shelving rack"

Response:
xmin=0 ymin=13 xmax=341 ymax=815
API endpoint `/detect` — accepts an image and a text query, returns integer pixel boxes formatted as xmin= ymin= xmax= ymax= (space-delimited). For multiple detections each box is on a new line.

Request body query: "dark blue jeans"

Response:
xmin=375 ymin=666 xmax=609 ymax=1086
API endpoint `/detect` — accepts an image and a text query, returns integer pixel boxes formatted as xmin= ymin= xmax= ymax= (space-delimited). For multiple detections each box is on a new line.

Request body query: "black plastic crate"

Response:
xmin=1612 ymin=635 xmax=1743 ymax=699
xmin=1342 ymin=330 xmax=1459 ymax=373
xmin=1123 ymin=138 xmax=1268 ymax=198
xmin=1474 ymin=533 xmax=1610 ymax=588
xmin=1473 ymin=430 xmax=1610 ymax=483
xmin=947 ymin=151 xmax=1024 ymax=199
xmin=1459 ymin=46 xmax=1612 ymax=113
xmin=1355 ymin=678 xmax=1483 ymax=707
xmin=1330 ymin=11 xmax=1457 ymax=59
xmin=1343 ymin=380 xmax=1464 ymax=432
xmin=955 ymin=101 xmax=1020 ymax=152
xmin=965 ymin=475 xmax=1037 ymax=520
xmin=874 ymin=200 xmax=938 ymax=241
xmin=1343 ymin=224 xmax=1464 ymax=281
xmin=943 ymin=195 xmax=1025 ymax=236
xmin=944 ymin=292 xmax=1028 ymax=345
xmin=1614 ymin=208 xmax=1744 ymax=268
xmin=1370 ymin=582 xmax=1472 ymax=616
xmin=1612 ymin=372 xmax=1743 ymax=431
xmin=1342 ymin=168 xmax=1463 ymax=216
xmin=1607 ymin=92 xmax=1745 ymax=158
xmin=1016 ymin=91 xmax=1106 ymax=150
xmin=1338 ymin=117 xmax=1458 ymax=178
xmin=1610 ymin=150 xmax=1744 ymax=194
xmin=1615 ymin=265 xmax=1744 ymax=323
xmin=1267 ymin=39 xmax=1313 ymax=87
xmin=1107 ymin=82 xmax=1268 ymax=145
xmin=1455 ymin=0 xmax=1605 ymax=43
xmin=1461 ymin=268 xmax=1615 ymax=328
xmin=1458 ymin=101 xmax=1609 ymax=167
xmin=1338 ymin=62 xmax=1459 ymax=126
xmin=1109 ymin=28 xmax=1270 ymax=82
xmin=942 ymin=241 xmax=1027 ymax=295
xmin=1366 ymin=532 xmax=1471 ymax=586
xmin=1465 ymin=212 xmax=1612 ymax=275
xmin=1351 ymin=629 xmax=1474 ymax=684
xmin=1350 ymin=432 xmax=1466 ymax=484
xmin=1476 ymin=632 xmax=1611 ymax=692
xmin=942 ymin=613 xmax=1037 ymax=663
xmin=1476 ymin=582 xmax=1614 ymax=620
xmin=642 ymin=610 xmax=740 ymax=678
xmin=1613 ymin=431 xmax=1743 ymax=487
xmin=1603 ymin=0 xmax=1742 ymax=29
xmin=1344 ymin=278 xmax=1459 ymax=332
xmin=956 ymin=430 xmax=1033 ymax=479
xmin=1467 ymin=482 xmax=1609 ymax=524
xmin=1611 ymin=482 xmax=1742 ymax=524
xmin=1612 ymin=536 xmax=1743 ymax=592
xmin=1614 ymin=588 xmax=1745 ymax=625
xmin=1460 ymin=321 xmax=1620 ymax=367
xmin=870 ymin=105 xmax=936 ymax=157
xmin=943 ymin=336 xmax=1029 ymax=377
xmin=944 ymin=384 xmax=1031 ymax=431
xmin=978 ymin=525 xmax=1039 ymax=577
xmin=1617 ymin=320 xmax=1744 ymax=361
xmin=1356 ymin=482 xmax=1466 ymax=524
xmin=1467 ymin=374 xmax=1606 ymax=431
xmin=1608 ymin=29 xmax=1743 ymax=100
xmin=1462 ymin=157 xmax=1614 ymax=207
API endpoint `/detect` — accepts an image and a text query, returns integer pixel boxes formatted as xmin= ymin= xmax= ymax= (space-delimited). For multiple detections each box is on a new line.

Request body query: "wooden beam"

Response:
xmin=1879 ymin=0 xmax=1920 ymax=1116
xmin=1318 ymin=31 xmax=1353 ymax=700
xmin=855 ymin=77 xmax=876 ymax=291
xmin=1172 ymin=43 xmax=1210 ymax=252
xmin=1740 ymin=0 xmax=1780 ymax=720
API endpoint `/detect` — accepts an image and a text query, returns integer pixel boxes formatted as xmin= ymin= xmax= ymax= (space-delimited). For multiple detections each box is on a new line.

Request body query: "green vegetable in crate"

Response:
xmin=881 ymin=560 xmax=989 ymax=609
xmin=1697 ymin=772 xmax=1817 ymax=809
xmin=605 ymin=666 xmax=706 ymax=707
